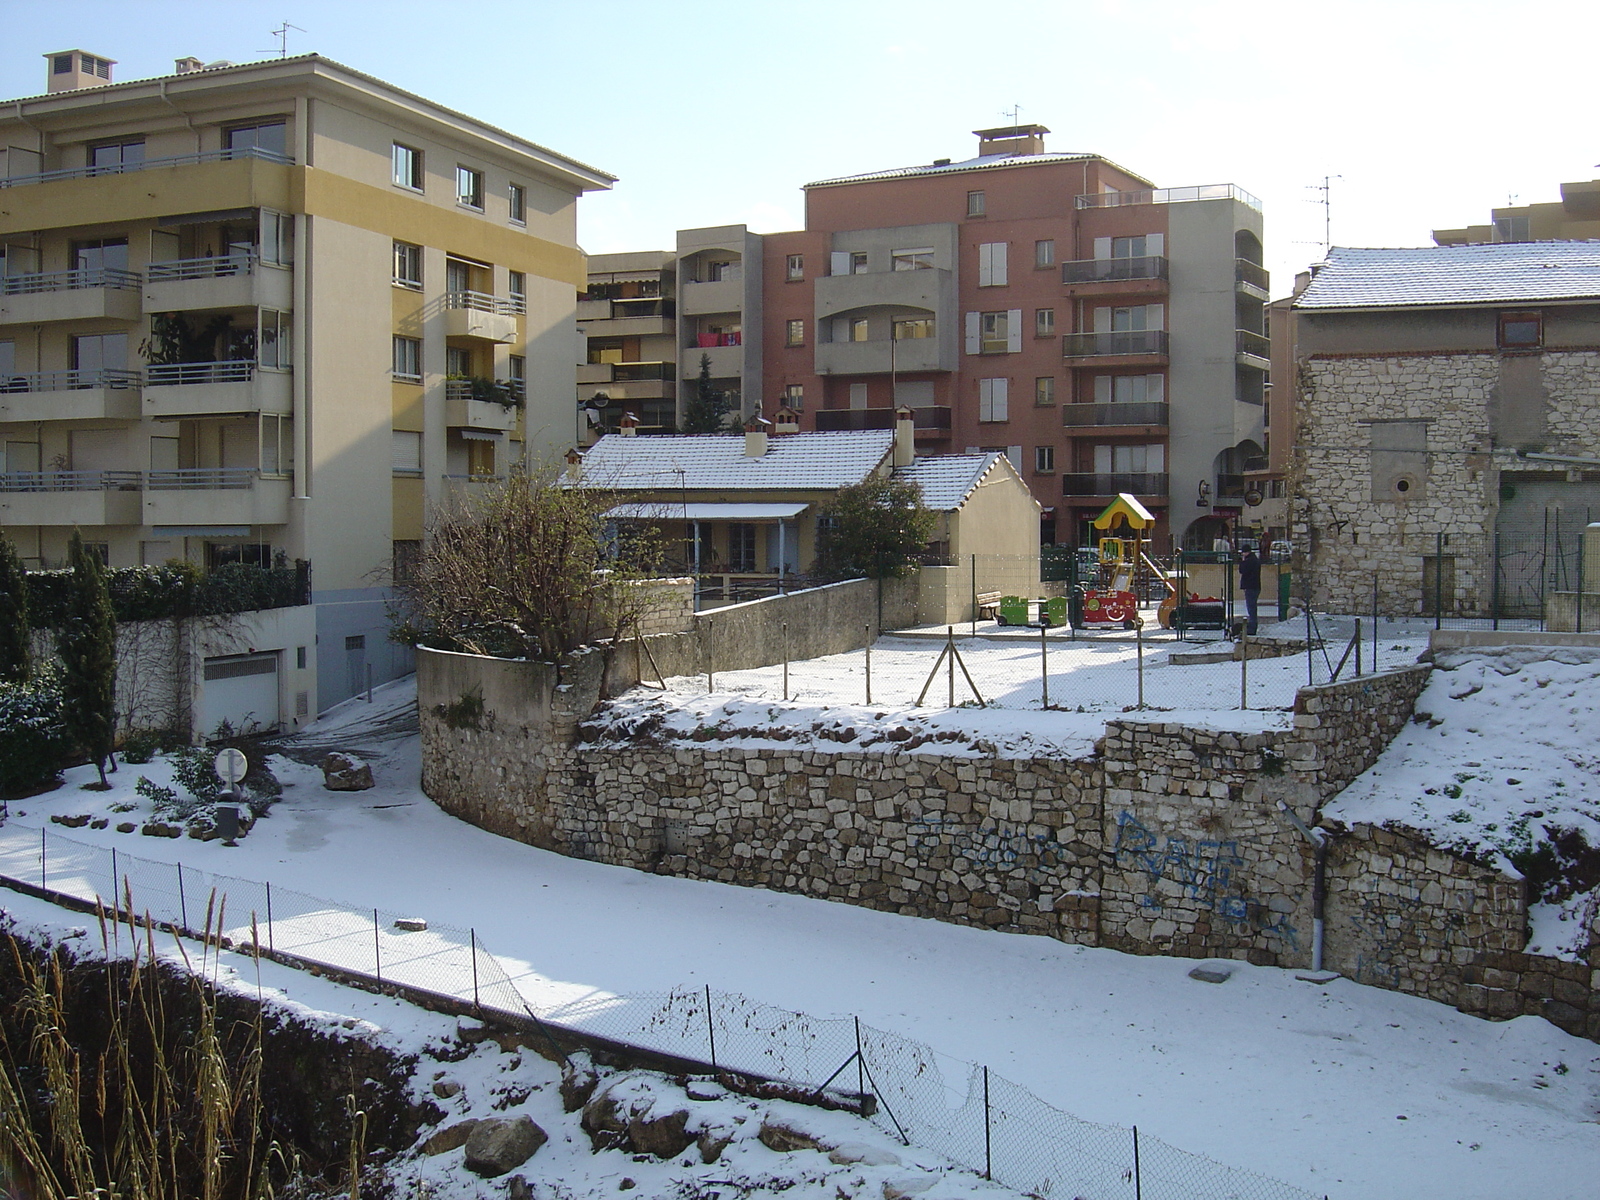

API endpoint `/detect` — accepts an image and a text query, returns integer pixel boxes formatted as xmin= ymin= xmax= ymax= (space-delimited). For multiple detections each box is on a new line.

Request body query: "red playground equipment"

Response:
xmin=1074 ymin=494 xmax=1176 ymax=630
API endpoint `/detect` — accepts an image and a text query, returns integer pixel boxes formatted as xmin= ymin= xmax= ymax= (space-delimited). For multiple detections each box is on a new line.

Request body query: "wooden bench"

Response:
xmin=976 ymin=591 xmax=1003 ymax=620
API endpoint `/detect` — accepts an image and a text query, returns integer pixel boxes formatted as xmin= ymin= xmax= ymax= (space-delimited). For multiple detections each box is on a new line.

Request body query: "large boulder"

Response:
xmin=463 ymin=1116 xmax=547 ymax=1177
xmin=321 ymin=752 xmax=374 ymax=791
xmin=419 ymin=1119 xmax=479 ymax=1156
xmin=758 ymin=1118 xmax=832 ymax=1154
xmin=629 ymin=1107 xmax=695 ymax=1160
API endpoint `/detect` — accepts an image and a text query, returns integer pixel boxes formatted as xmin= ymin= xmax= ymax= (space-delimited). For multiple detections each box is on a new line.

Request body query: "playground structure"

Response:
xmin=1070 ymin=494 xmax=1177 ymax=630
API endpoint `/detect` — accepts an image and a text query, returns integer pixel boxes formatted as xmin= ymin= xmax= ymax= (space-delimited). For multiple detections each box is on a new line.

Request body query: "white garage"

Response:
xmin=196 ymin=652 xmax=281 ymax=738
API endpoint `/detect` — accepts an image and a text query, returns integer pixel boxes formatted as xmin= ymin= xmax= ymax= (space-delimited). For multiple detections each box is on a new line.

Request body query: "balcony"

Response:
xmin=0 ymin=145 xmax=293 ymax=189
xmin=1061 ymin=330 xmax=1170 ymax=363
xmin=0 ymin=470 xmax=142 ymax=526
xmin=0 ymin=369 xmax=142 ymax=422
xmin=1074 ymin=183 xmax=1262 ymax=212
xmin=443 ymin=291 xmax=522 ymax=343
xmin=143 ymin=253 xmax=291 ymax=312
xmin=578 ymin=296 xmax=674 ymax=338
xmin=142 ymin=361 xmax=290 ymax=419
xmin=1234 ymin=259 xmax=1270 ymax=299
xmin=1235 ymin=329 xmax=1270 ymax=368
xmin=444 ymin=380 xmax=517 ymax=434
xmin=681 ymin=344 xmax=743 ymax=378
xmin=0 ymin=267 xmax=144 ymax=324
xmin=143 ymin=469 xmax=290 ymax=527
xmin=1061 ymin=401 xmax=1169 ymax=430
xmin=1061 ymin=473 xmax=1168 ymax=499
xmin=813 ymin=406 xmax=952 ymax=436
xmin=1214 ymin=474 xmax=1248 ymax=508
xmin=814 ymin=336 xmax=949 ymax=376
xmin=813 ymin=266 xmax=952 ymax=320
xmin=1059 ymin=257 xmax=1169 ymax=295
xmin=680 ymin=277 xmax=742 ymax=316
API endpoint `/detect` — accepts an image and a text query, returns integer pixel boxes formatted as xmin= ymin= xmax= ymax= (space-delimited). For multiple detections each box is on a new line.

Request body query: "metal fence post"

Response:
xmin=782 ymin=622 xmax=789 ymax=700
xmin=1435 ymin=530 xmax=1444 ymax=630
xmin=947 ymin=627 xmax=956 ymax=708
xmin=373 ymin=908 xmax=382 ymax=982
xmin=1354 ymin=617 xmax=1362 ymax=676
xmin=1491 ymin=531 xmax=1502 ymax=631
xmin=705 ymin=984 xmax=718 ymax=1071
xmin=983 ymin=1065 xmax=992 ymax=1181
xmin=1305 ymin=572 xmax=1315 ymax=686
xmin=705 ymin=619 xmax=714 ymax=693
xmin=177 ymin=861 xmax=188 ymax=931
xmin=855 ymin=1016 xmax=866 ymax=1100
xmin=1135 ymin=619 xmax=1145 ymax=710
xmin=1578 ymin=531 xmax=1587 ymax=635
xmin=1040 ymin=624 xmax=1049 ymax=709
xmin=39 ymin=827 xmax=45 ymax=890
xmin=470 ymin=928 xmax=480 ymax=1010
xmin=1239 ymin=631 xmax=1248 ymax=710
xmin=864 ymin=625 xmax=872 ymax=705
xmin=1372 ymin=573 xmax=1379 ymax=674
xmin=970 ymin=554 xmax=977 ymax=637
xmin=1133 ymin=1125 xmax=1143 ymax=1200
xmin=265 ymin=880 xmax=274 ymax=953
xmin=110 ymin=846 xmax=118 ymax=911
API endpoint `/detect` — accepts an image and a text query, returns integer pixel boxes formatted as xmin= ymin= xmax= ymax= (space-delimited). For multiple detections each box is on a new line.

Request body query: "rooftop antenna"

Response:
xmin=1306 ymin=175 xmax=1341 ymax=258
xmin=1000 ymin=103 xmax=1023 ymax=132
xmin=271 ymin=21 xmax=306 ymax=58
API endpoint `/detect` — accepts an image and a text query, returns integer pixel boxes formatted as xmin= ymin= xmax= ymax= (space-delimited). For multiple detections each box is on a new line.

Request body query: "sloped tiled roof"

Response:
xmin=581 ymin=430 xmax=894 ymax=491
xmin=1295 ymin=242 xmax=1600 ymax=310
xmin=896 ymin=452 xmax=1013 ymax=511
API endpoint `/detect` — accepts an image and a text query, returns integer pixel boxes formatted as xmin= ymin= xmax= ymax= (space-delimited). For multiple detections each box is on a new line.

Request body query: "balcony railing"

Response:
xmin=0 ymin=368 xmax=142 ymax=392
xmin=612 ymin=361 xmax=674 ymax=382
xmin=814 ymin=406 xmax=952 ymax=433
xmin=445 ymin=290 xmax=525 ymax=317
xmin=607 ymin=297 xmax=675 ymax=318
xmin=0 ymin=470 xmax=141 ymax=492
xmin=444 ymin=378 xmax=522 ymax=403
xmin=1061 ymin=330 xmax=1170 ymax=358
xmin=1 ymin=267 xmax=142 ymax=294
xmin=1236 ymin=329 xmax=1270 ymax=359
xmin=146 ymin=252 xmax=257 ymax=282
xmin=0 ymin=145 xmax=295 ymax=189
xmin=145 ymin=468 xmax=260 ymax=491
xmin=1061 ymin=472 xmax=1168 ymax=497
xmin=146 ymin=361 xmax=256 ymax=386
xmin=1074 ymin=183 xmax=1262 ymax=212
xmin=1235 ymin=259 xmax=1269 ymax=291
xmin=1060 ymin=256 xmax=1169 ymax=285
xmin=1061 ymin=401 xmax=1169 ymax=428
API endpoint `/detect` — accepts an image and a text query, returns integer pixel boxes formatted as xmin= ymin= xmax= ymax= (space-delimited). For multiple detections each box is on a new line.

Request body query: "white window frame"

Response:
xmin=1034 ymin=239 xmax=1055 ymax=268
xmin=508 ymin=182 xmax=527 ymax=224
xmin=1035 ymin=444 xmax=1055 ymax=473
xmin=392 ymin=336 xmax=422 ymax=382
xmin=456 ymin=165 xmax=485 ymax=210
xmin=392 ymin=142 xmax=423 ymax=191
xmin=393 ymin=241 xmax=423 ymax=289
xmin=260 ymin=211 xmax=294 ymax=266
xmin=783 ymin=383 xmax=805 ymax=410
xmin=967 ymin=190 xmax=986 ymax=217
xmin=1035 ymin=308 xmax=1055 ymax=336
xmin=392 ymin=429 xmax=423 ymax=475
xmin=785 ymin=319 xmax=805 ymax=347
xmin=978 ymin=242 xmax=1008 ymax=287
xmin=786 ymin=254 xmax=804 ymax=281
xmin=1035 ymin=376 xmax=1055 ymax=406
xmin=258 ymin=309 xmax=292 ymax=370
xmin=892 ymin=247 xmax=934 ymax=271
xmin=979 ymin=377 xmax=1009 ymax=423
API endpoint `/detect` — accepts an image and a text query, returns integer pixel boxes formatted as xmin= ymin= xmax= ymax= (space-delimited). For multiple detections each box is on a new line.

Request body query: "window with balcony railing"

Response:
xmin=1061 ymin=330 xmax=1169 ymax=357
xmin=1060 ymin=256 xmax=1169 ymax=284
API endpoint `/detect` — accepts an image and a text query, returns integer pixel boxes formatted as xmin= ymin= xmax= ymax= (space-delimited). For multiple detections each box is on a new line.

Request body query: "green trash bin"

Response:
xmin=1043 ymin=597 xmax=1068 ymax=627
xmin=997 ymin=596 xmax=1028 ymax=626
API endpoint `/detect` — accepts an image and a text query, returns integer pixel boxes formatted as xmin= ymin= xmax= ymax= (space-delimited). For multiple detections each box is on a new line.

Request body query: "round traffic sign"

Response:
xmin=214 ymin=747 xmax=248 ymax=787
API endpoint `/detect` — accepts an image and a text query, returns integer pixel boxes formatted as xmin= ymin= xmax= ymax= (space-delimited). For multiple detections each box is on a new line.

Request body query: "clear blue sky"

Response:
xmin=5 ymin=0 xmax=1598 ymax=291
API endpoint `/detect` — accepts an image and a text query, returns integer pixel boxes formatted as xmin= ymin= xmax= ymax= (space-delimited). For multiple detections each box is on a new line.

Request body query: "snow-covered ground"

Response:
xmin=2 ymin=671 xmax=1597 ymax=1200
xmin=1327 ymin=643 xmax=1600 ymax=959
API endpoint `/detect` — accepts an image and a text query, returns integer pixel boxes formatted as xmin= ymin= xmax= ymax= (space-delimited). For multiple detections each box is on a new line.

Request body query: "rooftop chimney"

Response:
xmin=564 ymin=447 xmax=584 ymax=482
xmin=972 ymin=123 xmax=1050 ymax=158
xmin=45 ymin=50 xmax=116 ymax=93
xmin=893 ymin=406 xmax=915 ymax=467
xmin=744 ymin=414 xmax=771 ymax=458
xmin=773 ymin=406 xmax=800 ymax=435
xmin=618 ymin=411 xmax=640 ymax=437
xmin=174 ymin=56 xmax=205 ymax=74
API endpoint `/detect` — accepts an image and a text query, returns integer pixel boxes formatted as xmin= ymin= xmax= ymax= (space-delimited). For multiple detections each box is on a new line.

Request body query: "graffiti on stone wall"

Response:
xmin=1342 ymin=890 xmax=1465 ymax=989
xmin=907 ymin=815 xmax=1078 ymax=885
xmin=1112 ymin=812 xmax=1299 ymax=949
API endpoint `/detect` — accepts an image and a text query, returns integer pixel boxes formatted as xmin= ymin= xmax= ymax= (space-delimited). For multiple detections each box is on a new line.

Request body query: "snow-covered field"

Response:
xmin=2 ymin=666 xmax=1597 ymax=1200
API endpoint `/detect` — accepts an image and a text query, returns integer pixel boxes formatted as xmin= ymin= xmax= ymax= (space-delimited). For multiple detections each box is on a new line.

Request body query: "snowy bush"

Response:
xmin=0 ymin=668 xmax=71 ymax=796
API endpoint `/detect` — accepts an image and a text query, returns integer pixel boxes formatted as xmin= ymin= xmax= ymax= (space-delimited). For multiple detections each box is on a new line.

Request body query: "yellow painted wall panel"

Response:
xmin=0 ymin=159 xmax=294 ymax=237
xmin=392 ymin=476 xmax=424 ymax=541
xmin=392 ymin=383 xmax=425 ymax=430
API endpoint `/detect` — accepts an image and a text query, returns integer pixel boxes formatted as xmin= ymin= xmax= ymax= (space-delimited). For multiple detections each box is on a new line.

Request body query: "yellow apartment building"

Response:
xmin=0 ymin=51 xmax=612 ymax=707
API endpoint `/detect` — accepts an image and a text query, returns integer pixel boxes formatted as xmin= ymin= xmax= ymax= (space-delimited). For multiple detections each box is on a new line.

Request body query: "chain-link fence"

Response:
xmin=0 ymin=823 xmax=1319 ymax=1200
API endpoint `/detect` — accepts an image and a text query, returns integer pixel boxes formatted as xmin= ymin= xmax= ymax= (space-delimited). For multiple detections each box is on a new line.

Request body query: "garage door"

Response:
xmin=197 ymin=653 xmax=280 ymax=738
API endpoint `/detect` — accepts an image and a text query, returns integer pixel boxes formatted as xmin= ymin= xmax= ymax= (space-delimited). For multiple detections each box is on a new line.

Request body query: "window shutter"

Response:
xmin=1147 ymin=304 xmax=1165 ymax=330
xmin=993 ymin=242 xmax=1008 ymax=286
xmin=1148 ymin=374 xmax=1164 ymax=403
xmin=1093 ymin=237 xmax=1112 ymax=260
xmin=1094 ymin=375 xmax=1112 ymax=404
xmin=834 ymin=317 xmax=850 ymax=344
xmin=965 ymin=311 xmax=981 ymax=354
xmin=1007 ymin=445 xmax=1022 ymax=473
xmin=994 ymin=378 xmax=1009 ymax=421
xmin=392 ymin=430 xmax=421 ymax=472
xmin=831 ymin=251 xmax=850 ymax=277
xmin=1094 ymin=444 xmax=1112 ymax=473
xmin=1146 ymin=233 xmax=1164 ymax=256
xmin=977 ymin=244 xmax=992 ymax=287
xmin=1148 ymin=443 xmax=1164 ymax=471
xmin=1006 ymin=309 xmax=1022 ymax=352
xmin=1093 ymin=306 xmax=1111 ymax=334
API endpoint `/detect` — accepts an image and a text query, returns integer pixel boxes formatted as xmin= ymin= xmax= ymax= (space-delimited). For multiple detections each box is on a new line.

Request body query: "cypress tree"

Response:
xmin=681 ymin=353 xmax=732 ymax=434
xmin=59 ymin=530 xmax=117 ymax=786
xmin=0 ymin=535 xmax=29 ymax=683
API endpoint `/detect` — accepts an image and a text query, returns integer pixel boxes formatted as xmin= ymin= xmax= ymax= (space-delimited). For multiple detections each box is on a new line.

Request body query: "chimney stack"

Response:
xmin=175 ymin=57 xmax=205 ymax=74
xmin=972 ymin=123 xmax=1050 ymax=158
xmin=564 ymin=447 xmax=584 ymax=483
xmin=618 ymin=411 xmax=640 ymax=437
xmin=773 ymin=406 xmax=800 ymax=435
xmin=45 ymin=50 xmax=116 ymax=93
xmin=744 ymin=414 xmax=771 ymax=458
xmin=893 ymin=406 xmax=915 ymax=467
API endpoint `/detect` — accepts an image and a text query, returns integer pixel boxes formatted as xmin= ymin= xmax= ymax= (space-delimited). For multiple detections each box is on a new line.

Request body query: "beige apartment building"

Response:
xmin=577 ymin=249 xmax=677 ymax=436
xmin=0 ymin=50 xmax=610 ymax=708
xmin=1434 ymin=175 xmax=1600 ymax=245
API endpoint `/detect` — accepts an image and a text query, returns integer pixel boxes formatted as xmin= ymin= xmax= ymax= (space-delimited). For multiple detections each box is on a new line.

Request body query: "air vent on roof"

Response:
xmin=175 ymin=56 xmax=205 ymax=74
xmin=43 ymin=49 xmax=116 ymax=93
xmin=933 ymin=158 xmax=952 ymax=167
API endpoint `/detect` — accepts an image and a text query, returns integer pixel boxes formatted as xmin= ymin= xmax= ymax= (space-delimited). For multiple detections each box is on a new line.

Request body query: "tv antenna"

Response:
xmin=1306 ymin=175 xmax=1341 ymax=258
xmin=1000 ymin=103 xmax=1023 ymax=131
xmin=271 ymin=21 xmax=306 ymax=58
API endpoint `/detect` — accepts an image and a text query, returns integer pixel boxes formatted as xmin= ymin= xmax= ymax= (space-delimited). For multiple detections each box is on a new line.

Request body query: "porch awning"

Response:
xmin=605 ymin=501 xmax=810 ymax=522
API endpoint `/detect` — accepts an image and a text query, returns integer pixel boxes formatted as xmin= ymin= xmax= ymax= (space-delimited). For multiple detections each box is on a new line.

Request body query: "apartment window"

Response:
xmin=892 ymin=247 xmax=934 ymax=271
xmin=1494 ymin=216 xmax=1531 ymax=243
xmin=392 ymin=336 xmax=422 ymax=381
xmin=260 ymin=211 xmax=294 ymax=266
xmin=978 ymin=242 xmax=1008 ymax=287
xmin=1094 ymin=374 xmax=1165 ymax=403
xmin=507 ymin=354 xmax=526 ymax=400
xmin=728 ymin=523 xmax=758 ymax=572
xmin=1035 ymin=445 xmax=1055 ymax=473
xmin=261 ymin=414 xmax=291 ymax=475
xmin=392 ymin=143 xmax=424 ymax=190
xmin=979 ymin=377 xmax=1009 ymax=423
xmin=849 ymin=318 xmax=869 ymax=342
xmin=88 ymin=139 xmax=144 ymax=171
xmin=850 ymin=251 xmax=869 ymax=275
xmin=508 ymin=270 xmax=527 ymax=308
xmin=785 ymin=319 xmax=805 ymax=347
xmin=1498 ymin=311 xmax=1542 ymax=350
xmin=1035 ymin=376 xmax=1056 ymax=406
xmin=1111 ymin=235 xmax=1149 ymax=259
xmin=81 ymin=543 xmax=110 ymax=566
xmin=225 ymin=120 xmax=288 ymax=159
xmin=508 ymin=182 xmax=527 ymax=224
xmin=893 ymin=317 xmax=934 ymax=340
xmin=980 ymin=311 xmax=1010 ymax=354
xmin=392 ymin=540 xmax=422 ymax=586
xmin=72 ymin=237 xmax=129 ymax=272
xmin=782 ymin=383 xmax=805 ymax=410
xmin=457 ymin=166 xmax=485 ymax=210
xmin=786 ymin=254 xmax=804 ymax=281
xmin=849 ymin=382 xmax=869 ymax=408
xmin=258 ymin=310 xmax=292 ymax=369
xmin=967 ymin=190 xmax=986 ymax=217
xmin=1034 ymin=239 xmax=1056 ymax=268
xmin=1093 ymin=443 xmax=1164 ymax=472
xmin=392 ymin=430 xmax=422 ymax=475
xmin=393 ymin=242 xmax=423 ymax=289
xmin=1035 ymin=308 xmax=1056 ymax=337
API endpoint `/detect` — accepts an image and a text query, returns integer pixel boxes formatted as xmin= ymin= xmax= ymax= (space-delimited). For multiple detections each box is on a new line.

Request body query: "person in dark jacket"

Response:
xmin=1238 ymin=547 xmax=1262 ymax=635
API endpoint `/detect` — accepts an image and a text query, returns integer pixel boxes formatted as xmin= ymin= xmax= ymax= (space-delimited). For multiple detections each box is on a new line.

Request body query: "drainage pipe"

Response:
xmin=1277 ymin=800 xmax=1331 ymax=972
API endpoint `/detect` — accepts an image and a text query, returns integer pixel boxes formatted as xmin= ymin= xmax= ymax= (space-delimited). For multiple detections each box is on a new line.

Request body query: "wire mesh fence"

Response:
xmin=0 ymin=822 xmax=1319 ymax=1200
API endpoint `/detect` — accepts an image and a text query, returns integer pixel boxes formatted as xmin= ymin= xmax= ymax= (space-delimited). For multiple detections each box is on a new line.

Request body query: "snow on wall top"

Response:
xmin=1295 ymin=242 xmax=1600 ymax=310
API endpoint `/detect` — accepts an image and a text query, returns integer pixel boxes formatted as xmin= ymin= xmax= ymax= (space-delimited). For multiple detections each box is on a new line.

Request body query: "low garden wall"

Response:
xmin=416 ymin=645 xmax=1600 ymax=1039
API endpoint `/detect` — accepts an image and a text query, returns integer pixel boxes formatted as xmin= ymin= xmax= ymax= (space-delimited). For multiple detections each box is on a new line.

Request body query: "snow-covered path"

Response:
xmin=2 ymin=677 xmax=1597 ymax=1200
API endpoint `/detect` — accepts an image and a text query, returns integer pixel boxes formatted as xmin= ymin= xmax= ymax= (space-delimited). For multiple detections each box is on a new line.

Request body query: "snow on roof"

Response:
xmin=895 ymin=452 xmax=1009 ymax=511
xmin=806 ymin=151 xmax=1110 ymax=189
xmin=606 ymin=501 xmax=809 ymax=521
xmin=581 ymin=430 xmax=894 ymax=491
xmin=1294 ymin=242 xmax=1600 ymax=310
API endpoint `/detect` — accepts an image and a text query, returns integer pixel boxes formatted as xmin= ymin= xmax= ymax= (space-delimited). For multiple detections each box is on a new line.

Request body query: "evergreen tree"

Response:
xmin=0 ymin=535 xmax=30 ymax=683
xmin=680 ymin=353 xmax=732 ymax=434
xmin=59 ymin=530 xmax=117 ymax=785
xmin=814 ymin=476 xmax=937 ymax=580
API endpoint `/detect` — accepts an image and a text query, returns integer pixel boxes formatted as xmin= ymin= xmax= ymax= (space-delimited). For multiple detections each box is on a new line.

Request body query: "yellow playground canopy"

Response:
xmin=1092 ymin=493 xmax=1157 ymax=531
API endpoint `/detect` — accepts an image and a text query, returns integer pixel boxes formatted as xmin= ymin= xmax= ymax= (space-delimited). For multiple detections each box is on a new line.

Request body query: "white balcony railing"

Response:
xmin=145 ymin=253 xmax=257 ymax=282
xmin=0 ymin=145 xmax=294 ymax=189
xmin=145 ymin=361 xmax=255 ymax=386
xmin=1 ymin=267 xmax=142 ymax=294
xmin=0 ymin=470 xmax=142 ymax=492
xmin=0 ymin=368 xmax=142 ymax=392
xmin=444 ymin=290 xmax=526 ymax=316
xmin=145 ymin=468 xmax=259 ymax=491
